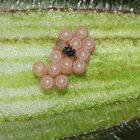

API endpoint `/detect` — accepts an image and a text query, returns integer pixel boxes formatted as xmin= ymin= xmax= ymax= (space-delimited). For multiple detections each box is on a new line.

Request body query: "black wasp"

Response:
xmin=63 ymin=44 xmax=76 ymax=58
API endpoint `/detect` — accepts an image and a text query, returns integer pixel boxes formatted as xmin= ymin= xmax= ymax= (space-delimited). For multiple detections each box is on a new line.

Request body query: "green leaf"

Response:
xmin=0 ymin=11 xmax=140 ymax=140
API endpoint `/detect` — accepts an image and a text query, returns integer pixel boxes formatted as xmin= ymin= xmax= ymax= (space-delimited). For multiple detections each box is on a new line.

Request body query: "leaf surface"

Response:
xmin=0 ymin=11 xmax=140 ymax=140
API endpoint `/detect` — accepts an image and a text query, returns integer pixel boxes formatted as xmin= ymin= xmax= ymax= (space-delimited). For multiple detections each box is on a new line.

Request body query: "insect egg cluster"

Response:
xmin=32 ymin=27 xmax=96 ymax=90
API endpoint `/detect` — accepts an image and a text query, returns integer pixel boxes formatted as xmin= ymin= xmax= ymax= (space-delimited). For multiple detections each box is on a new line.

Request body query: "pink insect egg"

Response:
xmin=60 ymin=57 xmax=73 ymax=74
xmin=72 ymin=59 xmax=86 ymax=74
xmin=55 ymin=74 xmax=68 ymax=89
xmin=53 ymin=39 xmax=67 ymax=51
xmin=49 ymin=50 xmax=62 ymax=63
xmin=82 ymin=37 xmax=96 ymax=53
xmin=59 ymin=29 xmax=73 ymax=42
xmin=70 ymin=37 xmax=82 ymax=50
xmin=75 ymin=27 xmax=89 ymax=40
xmin=47 ymin=63 xmax=61 ymax=77
xmin=32 ymin=61 xmax=47 ymax=78
xmin=41 ymin=75 xmax=54 ymax=90
xmin=76 ymin=47 xmax=90 ymax=63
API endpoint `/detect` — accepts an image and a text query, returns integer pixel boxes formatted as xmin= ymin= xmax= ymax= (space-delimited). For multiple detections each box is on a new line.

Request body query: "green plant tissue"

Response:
xmin=0 ymin=11 xmax=140 ymax=140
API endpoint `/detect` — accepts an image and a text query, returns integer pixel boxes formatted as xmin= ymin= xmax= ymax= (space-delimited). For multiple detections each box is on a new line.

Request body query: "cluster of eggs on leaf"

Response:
xmin=32 ymin=27 xmax=96 ymax=90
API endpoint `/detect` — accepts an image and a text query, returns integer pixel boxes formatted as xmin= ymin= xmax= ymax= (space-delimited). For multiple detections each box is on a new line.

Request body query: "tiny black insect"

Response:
xmin=63 ymin=44 xmax=76 ymax=57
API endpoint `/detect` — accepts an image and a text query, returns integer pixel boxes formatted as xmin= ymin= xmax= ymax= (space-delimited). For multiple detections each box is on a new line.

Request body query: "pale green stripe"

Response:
xmin=0 ymin=12 xmax=140 ymax=39
xmin=0 ymin=62 xmax=32 ymax=74
xmin=0 ymin=79 xmax=133 ymax=100
xmin=0 ymin=83 xmax=140 ymax=119
xmin=0 ymin=62 xmax=140 ymax=88
xmin=0 ymin=39 xmax=139 ymax=74
xmin=0 ymin=56 xmax=47 ymax=63
xmin=0 ymin=46 xmax=51 ymax=59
